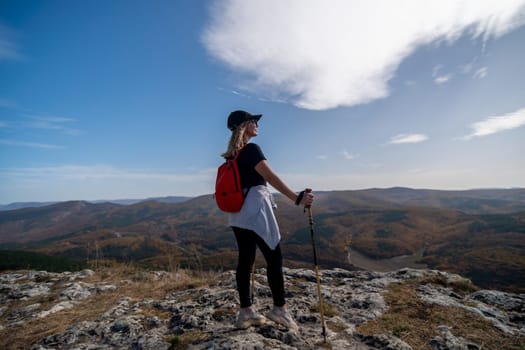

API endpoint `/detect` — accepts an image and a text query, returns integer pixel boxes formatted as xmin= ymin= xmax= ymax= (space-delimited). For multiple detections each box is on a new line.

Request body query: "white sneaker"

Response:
xmin=235 ymin=307 xmax=266 ymax=329
xmin=267 ymin=306 xmax=299 ymax=331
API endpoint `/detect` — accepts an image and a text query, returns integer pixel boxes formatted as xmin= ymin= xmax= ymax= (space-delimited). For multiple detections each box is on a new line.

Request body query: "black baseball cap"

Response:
xmin=227 ymin=110 xmax=262 ymax=131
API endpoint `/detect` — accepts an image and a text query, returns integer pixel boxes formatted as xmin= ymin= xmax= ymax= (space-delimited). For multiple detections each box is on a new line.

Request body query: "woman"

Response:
xmin=222 ymin=110 xmax=314 ymax=331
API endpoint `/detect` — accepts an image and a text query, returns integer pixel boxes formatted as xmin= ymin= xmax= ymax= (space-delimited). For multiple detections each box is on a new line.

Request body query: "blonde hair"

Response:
xmin=221 ymin=121 xmax=249 ymax=159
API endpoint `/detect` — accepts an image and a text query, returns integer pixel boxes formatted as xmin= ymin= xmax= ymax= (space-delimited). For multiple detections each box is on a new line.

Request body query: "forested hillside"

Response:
xmin=1 ymin=188 xmax=524 ymax=292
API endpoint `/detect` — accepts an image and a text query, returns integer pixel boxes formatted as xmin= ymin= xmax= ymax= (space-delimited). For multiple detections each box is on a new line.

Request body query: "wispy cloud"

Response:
xmin=0 ymin=165 xmax=212 ymax=181
xmin=0 ymin=165 xmax=215 ymax=202
xmin=459 ymin=62 xmax=474 ymax=74
xmin=281 ymin=166 xmax=525 ymax=193
xmin=0 ymin=97 xmax=16 ymax=109
xmin=389 ymin=133 xmax=429 ymax=144
xmin=432 ymin=65 xmax=443 ymax=76
xmin=316 ymin=155 xmax=327 ymax=160
xmin=25 ymin=115 xmax=81 ymax=136
xmin=473 ymin=67 xmax=488 ymax=79
xmin=458 ymin=58 xmax=488 ymax=79
xmin=0 ymin=139 xmax=64 ymax=149
xmin=462 ymin=107 xmax=525 ymax=140
xmin=0 ymin=23 xmax=22 ymax=61
xmin=434 ymin=74 xmax=453 ymax=85
xmin=1 ymin=112 xmax=81 ymax=136
xmin=203 ymin=0 xmax=525 ymax=110
xmin=230 ymin=89 xmax=253 ymax=99
xmin=0 ymin=113 xmax=80 ymax=150
xmin=341 ymin=149 xmax=358 ymax=160
xmin=432 ymin=64 xmax=453 ymax=85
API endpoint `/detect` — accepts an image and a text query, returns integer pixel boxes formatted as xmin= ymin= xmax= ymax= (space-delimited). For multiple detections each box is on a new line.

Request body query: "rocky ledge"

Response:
xmin=0 ymin=267 xmax=523 ymax=349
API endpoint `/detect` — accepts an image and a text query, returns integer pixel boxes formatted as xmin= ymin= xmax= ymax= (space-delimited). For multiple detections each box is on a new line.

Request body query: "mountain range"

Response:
xmin=1 ymin=187 xmax=524 ymax=293
xmin=0 ymin=195 xmax=191 ymax=211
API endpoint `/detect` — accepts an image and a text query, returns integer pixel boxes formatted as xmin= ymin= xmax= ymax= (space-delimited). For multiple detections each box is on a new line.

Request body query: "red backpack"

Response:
xmin=215 ymin=148 xmax=245 ymax=213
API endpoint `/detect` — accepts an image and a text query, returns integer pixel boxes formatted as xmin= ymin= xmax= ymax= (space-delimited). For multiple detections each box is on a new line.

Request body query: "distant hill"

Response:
xmin=0 ymin=196 xmax=192 ymax=211
xmin=0 ymin=188 xmax=524 ymax=292
xmin=90 ymin=195 xmax=192 ymax=206
xmin=363 ymin=187 xmax=525 ymax=214
xmin=0 ymin=201 xmax=58 ymax=211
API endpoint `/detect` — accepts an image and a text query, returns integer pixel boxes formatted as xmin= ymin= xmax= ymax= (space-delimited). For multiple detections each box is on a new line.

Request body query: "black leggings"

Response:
xmin=233 ymin=226 xmax=285 ymax=308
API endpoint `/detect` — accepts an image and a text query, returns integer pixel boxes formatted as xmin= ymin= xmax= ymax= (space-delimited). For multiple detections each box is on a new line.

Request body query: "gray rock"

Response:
xmin=79 ymin=269 xmax=95 ymax=278
xmin=111 ymin=319 xmax=131 ymax=333
xmin=37 ymin=301 xmax=76 ymax=318
xmin=1 ymin=281 xmax=51 ymax=300
xmin=469 ymin=290 xmax=525 ymax=313
xmin=0 ymin=268 xmax=521 ymax=350
xmin=60 ymin=282 xmax=94 ymax=301
xmin=357 ymin=333 xmax=413 ymax=349
xmin=418 ymin=282 xmax=525 ymax=335
xmin=430 ymin=325 xmax=480 ymax=350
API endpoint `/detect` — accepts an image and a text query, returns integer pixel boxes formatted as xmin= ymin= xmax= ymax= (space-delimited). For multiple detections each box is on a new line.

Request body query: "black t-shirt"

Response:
xmin=235 ymin=143 xmax=267 ymax=189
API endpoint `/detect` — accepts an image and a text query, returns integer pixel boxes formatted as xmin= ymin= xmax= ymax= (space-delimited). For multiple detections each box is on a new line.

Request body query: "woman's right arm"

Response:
xmin=255 ymin=160 xmax=313 ymax=206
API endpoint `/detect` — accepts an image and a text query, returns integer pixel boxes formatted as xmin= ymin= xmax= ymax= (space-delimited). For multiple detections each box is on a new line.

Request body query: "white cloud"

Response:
xmin=203 ymin=0 xmax=525 ymax=110
xmin=25 ymin=115 xmax=81 ymax=136
xmin=0 ymin=139 xmax=63 ymax=149
xmin=432 ymin=64 xmax=453 ymax=84
xmin=434 ymin=74 xmax=453 ymax=85
xmin=473 ymin=67 xmax=488 ymax=78
xmin=0 ymin=97 xmax=16 ymax=108
xmin=280 ymin=166 xmax=525 ymax=192
xmin=1 ymin=113 xmax=81 ymax=135
xmin=0 ymin=23 xmax=22 ymax=61
xmin=459 ymin=62 xmax=474 ymax=74
xmin=0 ymin=165 xmax=210 ymax=181
xmin=0 ymin=165 xmax=215 ymax=202
xmin=462 ymin=107 xmax=525 ymax=139
xmin=341 ymin=149 xmax=358 ymax=160
xmin=389 ymin=133 xmax=429 ymax=144
xmin=316 ymin=155 xmax=327 ymax=160
xmin=432 ymin=65 xmax=443 ymax=77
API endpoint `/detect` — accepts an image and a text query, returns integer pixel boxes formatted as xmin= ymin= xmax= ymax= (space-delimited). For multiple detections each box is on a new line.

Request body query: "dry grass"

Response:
xmin=419 ymin=273 xmax=479 ymax=295
xmin=0 ymin=262 xmax=216 ymax=350
xmin=356 ymin=280 xmax=525 ymax=350
xmin=310 ymin=302 xmax=339 ymax=317
xmin=167 ymin=330 xmax=210 ymax=350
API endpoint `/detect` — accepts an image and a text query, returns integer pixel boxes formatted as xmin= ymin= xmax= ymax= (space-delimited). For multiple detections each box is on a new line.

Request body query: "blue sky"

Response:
xmin=1 ymin=0 xmax=524 ymax=204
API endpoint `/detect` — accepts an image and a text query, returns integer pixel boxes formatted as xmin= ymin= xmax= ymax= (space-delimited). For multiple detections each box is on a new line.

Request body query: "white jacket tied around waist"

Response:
xmin=228 ymin=185 xmax=281 ymax=250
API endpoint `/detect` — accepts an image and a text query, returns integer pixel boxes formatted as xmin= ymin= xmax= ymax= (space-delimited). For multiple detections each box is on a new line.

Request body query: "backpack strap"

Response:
xmin=232 ymin=144 xmax=247 ymax=160
xmin=233 ymin=144 xmax=251 ymax=198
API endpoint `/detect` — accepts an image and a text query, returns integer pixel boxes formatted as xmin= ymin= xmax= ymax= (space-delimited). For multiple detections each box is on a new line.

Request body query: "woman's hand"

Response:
xmin=301 ymin=190 xmax=314 ymax=207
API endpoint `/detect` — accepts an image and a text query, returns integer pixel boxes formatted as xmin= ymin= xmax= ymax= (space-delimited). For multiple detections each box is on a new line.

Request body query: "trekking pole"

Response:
xmin=305 ymin=188 xmax=327 ymax=342
xmin=250 ymin=263 xmax=255 ymax=304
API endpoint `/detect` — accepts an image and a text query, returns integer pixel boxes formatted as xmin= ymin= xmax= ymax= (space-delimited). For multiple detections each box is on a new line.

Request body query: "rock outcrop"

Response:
xmin=0 ymin=268 xmax=523 ymax=349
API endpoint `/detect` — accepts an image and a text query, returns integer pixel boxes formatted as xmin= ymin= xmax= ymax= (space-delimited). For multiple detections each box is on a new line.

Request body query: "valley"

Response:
xmin=1 ymin=187 xmax=524 ymax=293
xmin=347 ymin=248 xmax=427 ymax=272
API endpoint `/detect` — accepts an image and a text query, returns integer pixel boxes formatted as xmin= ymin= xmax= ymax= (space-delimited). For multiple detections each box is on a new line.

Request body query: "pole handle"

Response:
xmin=304 ymin=188 xmax=312 ymax=209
